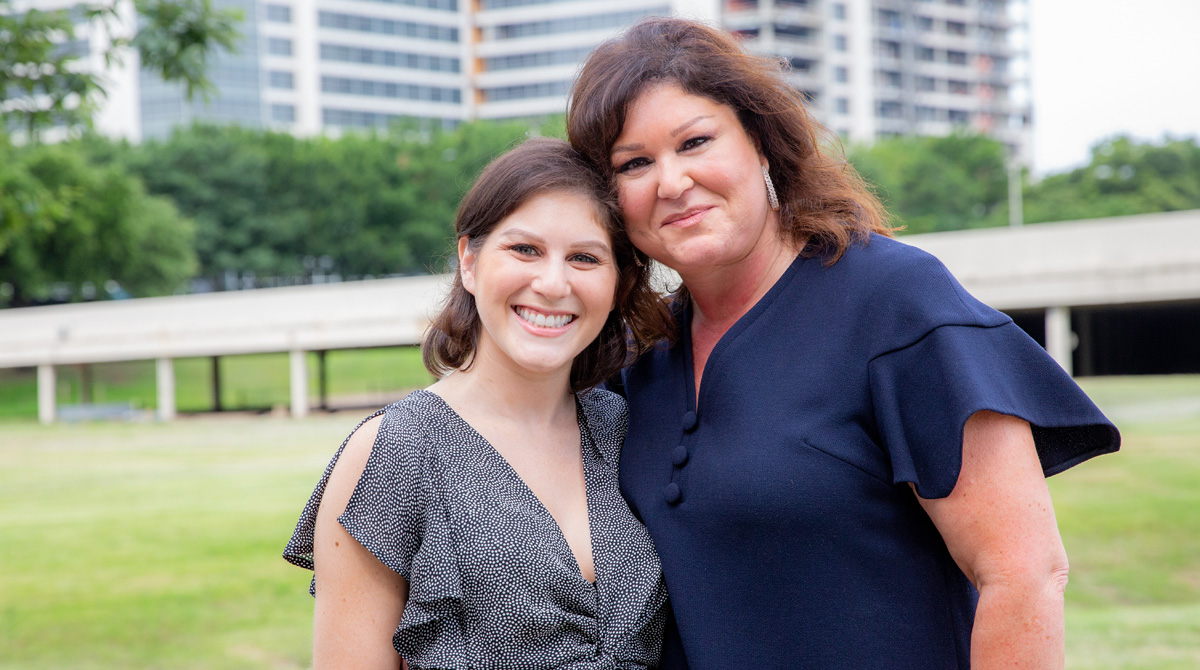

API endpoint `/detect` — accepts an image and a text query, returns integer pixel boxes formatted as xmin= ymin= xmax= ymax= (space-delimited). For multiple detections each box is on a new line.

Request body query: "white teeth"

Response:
xmin=515 ymin=307 xmax=575 ymax=329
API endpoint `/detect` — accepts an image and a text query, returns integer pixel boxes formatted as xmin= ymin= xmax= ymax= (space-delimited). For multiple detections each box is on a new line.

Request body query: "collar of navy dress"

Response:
xmin=618 ymin=234 xmax=1118 ymax=670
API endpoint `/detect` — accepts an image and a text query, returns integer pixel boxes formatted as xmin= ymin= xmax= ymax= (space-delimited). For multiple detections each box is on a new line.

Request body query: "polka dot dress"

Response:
xmin=284 ymin=388 xmax=668 ymax=669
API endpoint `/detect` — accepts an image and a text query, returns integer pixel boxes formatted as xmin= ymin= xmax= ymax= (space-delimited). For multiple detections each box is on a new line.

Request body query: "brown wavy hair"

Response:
xmin=422 ymin=137 xmax=673 ymax=392
xmin=567 ymin=17 xmax=894 ymax=263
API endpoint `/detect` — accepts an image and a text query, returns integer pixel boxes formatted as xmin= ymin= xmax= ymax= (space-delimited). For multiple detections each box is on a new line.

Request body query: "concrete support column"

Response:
xmin=290 ymin=349 xmax=309 ymax=418
xmin=1045 ymin=306 xmax=1073 ymax=376
xmin=156 ymin=357 xmax=176 ymax=421
xmin=37 ymin=364 xmax=56 ymax=425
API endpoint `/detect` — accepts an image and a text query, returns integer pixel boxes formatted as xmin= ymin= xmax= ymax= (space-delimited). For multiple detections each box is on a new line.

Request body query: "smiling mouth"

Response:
xmin=514 ymin=306 xmax=577 ymax=329
xmin=662 ymin=207 xmax=712 ymax=227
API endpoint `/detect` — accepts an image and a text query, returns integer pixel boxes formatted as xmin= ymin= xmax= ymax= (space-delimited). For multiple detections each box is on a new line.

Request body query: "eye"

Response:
xmin=569 ymin=252 xmax=601 ymax=265
xmin=614 ymin=156 xmax=650 ymax=174
xmin=680 ymin=135 xmax=712 ymax=151
xmin=508 ymin=243 xmax=539 ymax=257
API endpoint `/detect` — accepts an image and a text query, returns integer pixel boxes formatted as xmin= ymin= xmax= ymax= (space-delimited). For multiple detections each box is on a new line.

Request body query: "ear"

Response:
xmin=458 ymin=236 xmax=477 ymax=295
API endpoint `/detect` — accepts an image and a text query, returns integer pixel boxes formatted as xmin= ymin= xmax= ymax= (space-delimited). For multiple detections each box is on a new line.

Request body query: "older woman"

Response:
xmin=567 ymin=18 xmax=1119 ymax=670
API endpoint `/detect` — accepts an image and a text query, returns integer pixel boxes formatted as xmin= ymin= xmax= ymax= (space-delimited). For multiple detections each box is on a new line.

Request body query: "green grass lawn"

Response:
xmin=0 ymin=375 xmax=1196 ymax=668
xmin=0 ymin=347 xmax=435 ymax=419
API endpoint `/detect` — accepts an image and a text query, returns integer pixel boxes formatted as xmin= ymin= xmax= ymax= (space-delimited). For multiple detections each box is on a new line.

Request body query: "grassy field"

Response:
xmin=0 ymin=375 xmax=1197 ymax=668
xmin=0 ymin=347 xmax=435 ymax=419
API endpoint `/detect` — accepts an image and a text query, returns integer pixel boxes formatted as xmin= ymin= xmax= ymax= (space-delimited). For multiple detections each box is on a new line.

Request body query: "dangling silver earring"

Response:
xmin=762 ymin=165 xmax=780 ymax=211
xmin=633 ymin=252 xmax=646 ymax=268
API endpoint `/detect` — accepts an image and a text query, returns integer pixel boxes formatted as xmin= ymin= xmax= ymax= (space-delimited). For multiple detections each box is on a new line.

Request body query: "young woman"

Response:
xmin=284 ymin=138 xmax=673 ymax=670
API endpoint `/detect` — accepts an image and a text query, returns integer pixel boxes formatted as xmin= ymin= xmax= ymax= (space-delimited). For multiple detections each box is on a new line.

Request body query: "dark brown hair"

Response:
xmin=423 ymin=137 xmax=672 ymax=392
xmin=567 ymin=17 xmax=895 ymax=263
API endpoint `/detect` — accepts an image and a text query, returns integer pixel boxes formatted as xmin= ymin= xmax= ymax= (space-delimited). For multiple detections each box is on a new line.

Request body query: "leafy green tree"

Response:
xmin=1024 ymin=135 xmax=1200 ymax=224
xmin=0 ymin=140 xmax=197 ymax=307
xmin=119 ymin=120 xmax=539 ymax=282
xmin=848 ymin=133 xmax=1010 ymax=234
xmin=0 ymin=0 xmax=240 ymax=141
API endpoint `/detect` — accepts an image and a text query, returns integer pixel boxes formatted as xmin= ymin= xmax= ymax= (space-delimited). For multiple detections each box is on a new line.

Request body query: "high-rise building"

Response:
xmin=16 ymin=0 xmax=1031 ymax=160
xmin=725 ymin=0 xmax=1032 ymax=161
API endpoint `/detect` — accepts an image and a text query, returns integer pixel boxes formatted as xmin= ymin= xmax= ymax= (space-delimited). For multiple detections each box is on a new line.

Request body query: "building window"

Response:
xmin=322 ymin=76 xmax=462 ymax=103
xmin=776 ymin=24 xmax=814 ymax=41
xmin=948 ymin=109 xmax=970 ymax=125
xmin=835 ymin=98 xmax=849 ymax=114
xmin=271 ymin=104 xmax=295 ymax=122
xmin=946 ymin=21 xmax=967 ymax=36
xmin=359 ymin=0 xmax=457 ymax=9
xmin=788 ymin=57 xmax=816 ymax=72
xmin=916 ymin=15 xmax=933 ymax=31
xmin=878 ymin=40 xmax=901 ymax=59
xmin=878 ymin=9 xmax=902 ymax=29
xmin=319 ymin=11 xmax=460 ymax=42
xmin=269 ymin=70 xmax=294 ymax=89
xmin=832 ymin=3 xmax=846 ymax=19
xmin=946 ymin=50 xmax=968 ymax=65
xmin=880 ymin=70 xmax=902 ymax=88
xmin=916 ymin=105 xmax=938 ymax=121
xmin=834 ymin=34 xmax=847 ymax=51
xmin=948 ymin=79 xmax=970 ymax=94
xmin=483 ymin=46 xmax=591 ymax=71
xmin=482 ymin=79 xmax=571 ymax=102
xmin=495 ymin=7 xmax=668 ymax=40
xmin=877 ymin=101 xmax=903 ymax=119
xmin=321 ymin=44 xmax=461 ymax=73
xmin=835 ymin=66 xmax=849 ymax=83
xmin=266 ymin=4 xmax=291 ymax=22
xmin=917 ymin=46 xmax=935 ymax=61
xmin=268 ymin=38 xmax=293 ymax=56
xmin=916 ymin=76 xmax=936 ymax=91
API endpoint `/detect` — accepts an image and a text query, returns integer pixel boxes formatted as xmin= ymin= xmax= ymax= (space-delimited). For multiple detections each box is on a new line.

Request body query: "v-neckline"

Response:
xmin=416 ymin=389 xmax=600 ymax=589
xmin=681 ymin=253 xmax=810 ymax=415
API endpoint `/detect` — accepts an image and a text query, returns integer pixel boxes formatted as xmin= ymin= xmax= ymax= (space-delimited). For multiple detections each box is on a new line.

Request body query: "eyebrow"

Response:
xmin=611 ymin=115 xmax=713 ymax=155
xmin=498 ymin=229 xmax=612 ymax=255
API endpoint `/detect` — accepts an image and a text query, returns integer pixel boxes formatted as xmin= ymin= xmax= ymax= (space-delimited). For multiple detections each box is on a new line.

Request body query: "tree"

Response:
xmin=119 ymin=120 xmax=540 ymax=283
xmin=848 ymin=133 xmax=1010 ymax=234
xmin=0 ymin=0 xmax=241 ymax=141
xmin=0 ymin=139 xmax=197 ymax=307
xmin=1023 ymin=135 xmax=1200 ymax=224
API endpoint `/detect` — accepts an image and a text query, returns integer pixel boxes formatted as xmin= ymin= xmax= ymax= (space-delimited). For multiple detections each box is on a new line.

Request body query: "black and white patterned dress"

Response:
xmin=284 ymin=388 xmax=668 ymax=669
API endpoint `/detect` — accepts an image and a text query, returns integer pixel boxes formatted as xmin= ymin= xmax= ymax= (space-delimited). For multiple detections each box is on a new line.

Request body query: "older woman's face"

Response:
xmin=609 ymin=83 xmax=779 ymax=276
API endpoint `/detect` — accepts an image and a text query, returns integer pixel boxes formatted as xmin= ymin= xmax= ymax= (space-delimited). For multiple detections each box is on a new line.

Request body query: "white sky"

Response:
xmin=1029 ymin=0 xmax=1200 ymax=175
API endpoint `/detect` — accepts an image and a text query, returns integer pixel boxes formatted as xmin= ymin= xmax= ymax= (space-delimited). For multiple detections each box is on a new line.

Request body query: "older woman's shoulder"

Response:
xmin=827 ymin=233 xmax=1010 ymax=349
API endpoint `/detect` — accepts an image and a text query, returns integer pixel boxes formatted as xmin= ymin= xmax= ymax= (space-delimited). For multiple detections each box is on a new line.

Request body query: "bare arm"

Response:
xmin=916 ymin=410 xmax=1070 ymax=670
xmin=313 ymin=414 xmax=409 ymax=670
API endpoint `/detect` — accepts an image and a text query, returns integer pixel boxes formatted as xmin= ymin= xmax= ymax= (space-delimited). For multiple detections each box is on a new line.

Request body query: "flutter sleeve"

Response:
xmin=865 ymin=242 xmax=1120 ymax=500
xmin=282 ymin=400 xmax=466 ymax=661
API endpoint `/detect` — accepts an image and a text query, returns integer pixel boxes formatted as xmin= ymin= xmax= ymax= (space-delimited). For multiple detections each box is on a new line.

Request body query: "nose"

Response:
xmin=530 ymin=257 xmax=571 ymax=300
xmin=656 ymin=156 xmax=693 ymax=200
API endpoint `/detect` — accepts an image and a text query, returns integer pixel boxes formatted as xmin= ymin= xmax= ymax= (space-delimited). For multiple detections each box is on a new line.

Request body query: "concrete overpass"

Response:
xmin=2 ymin=209 xmax=1198 ymax=423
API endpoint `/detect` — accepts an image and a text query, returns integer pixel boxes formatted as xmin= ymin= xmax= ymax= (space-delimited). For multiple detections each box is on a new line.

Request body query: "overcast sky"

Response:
xmin=1029 ymin=0 xmax=1200 ymax=175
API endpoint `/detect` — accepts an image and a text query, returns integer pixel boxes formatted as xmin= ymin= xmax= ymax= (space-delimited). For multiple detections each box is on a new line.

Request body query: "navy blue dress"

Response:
xmin=618 ymin=234 xmax=1120 ymax=670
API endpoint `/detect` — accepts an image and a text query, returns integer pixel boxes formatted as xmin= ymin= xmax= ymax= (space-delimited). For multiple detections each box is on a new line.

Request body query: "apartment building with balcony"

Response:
xmin=725 ymin=0 xmax=1032 ymax=160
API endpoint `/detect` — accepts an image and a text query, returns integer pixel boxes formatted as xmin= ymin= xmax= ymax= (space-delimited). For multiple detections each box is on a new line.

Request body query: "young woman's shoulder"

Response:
xmin=578 ymin=387 xmax=629 ymax=466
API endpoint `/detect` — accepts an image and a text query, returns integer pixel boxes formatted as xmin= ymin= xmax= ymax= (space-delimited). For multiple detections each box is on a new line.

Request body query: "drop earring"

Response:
xmin=762 ymin=165 xmax=780 ymax=211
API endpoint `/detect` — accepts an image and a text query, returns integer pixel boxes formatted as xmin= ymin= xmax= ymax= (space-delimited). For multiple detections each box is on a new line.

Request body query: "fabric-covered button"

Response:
xmin=663 ymin=482 xmax=681 ymax=504
xmin=672 ymin=445 xmax=689 ymax=467
xmin=682 ymin=411 xmax=698 ymax=431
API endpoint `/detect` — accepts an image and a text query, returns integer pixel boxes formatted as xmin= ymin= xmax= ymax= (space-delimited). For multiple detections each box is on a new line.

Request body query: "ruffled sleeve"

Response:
xmin=863 ymin=240 xmax=1120 ymax=500
xmin=282 ymin=399 xmax=466 ymax=662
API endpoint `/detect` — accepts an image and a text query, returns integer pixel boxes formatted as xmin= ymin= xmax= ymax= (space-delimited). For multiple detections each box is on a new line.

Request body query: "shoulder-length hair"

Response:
xmin=567 ymin=17 xmax=894 ymax=263
xmin=423 ymin=137 xmax=673 ymax=392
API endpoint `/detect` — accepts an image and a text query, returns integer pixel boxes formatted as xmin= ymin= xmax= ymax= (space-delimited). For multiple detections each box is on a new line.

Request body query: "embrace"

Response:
xmin=284 ymin=18 xmax=1120 ymax=670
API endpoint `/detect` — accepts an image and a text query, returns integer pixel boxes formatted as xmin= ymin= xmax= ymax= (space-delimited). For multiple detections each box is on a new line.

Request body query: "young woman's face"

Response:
xmin=459 ymin=190 xmax=618 ymax=380
xmin=609 ymin=83 xmax=780 ymax=276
